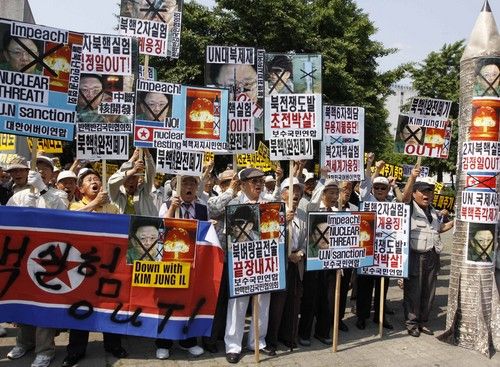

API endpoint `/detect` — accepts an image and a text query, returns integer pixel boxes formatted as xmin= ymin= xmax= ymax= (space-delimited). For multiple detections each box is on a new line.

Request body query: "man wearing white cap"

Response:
xmin=263 ymin=175 xmax=276 ymax=194
xmin=56 ymin=171 xmax=78 ymax=207
xmin=224 ymin=168 xmax=272 ymax=364
xmin=402 ymin=168 xmax=454 ymax=337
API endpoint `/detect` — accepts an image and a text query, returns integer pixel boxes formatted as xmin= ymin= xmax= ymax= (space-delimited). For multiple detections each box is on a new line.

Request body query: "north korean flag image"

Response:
xmin=0 ymin=207 xmax=223 ymax=339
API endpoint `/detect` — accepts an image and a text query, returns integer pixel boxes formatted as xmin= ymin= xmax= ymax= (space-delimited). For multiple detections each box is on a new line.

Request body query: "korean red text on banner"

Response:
xmin=461 ymin=141 xmax=500 ymax=172
xmin=205 ymin=45 xmax=264 ymax=133
xmin=134 ymin=81 xmax=229 ymax=153
xmin=226 ymin=202 xmax=287 ymax=298
xmin=0 ymin=19 xmax=84 ymax=141
xmin=322 ymin=105 xmax=364 ymax=181
xmin=306 ymin=211 xmax=376 ymax=271
xmin=156 ymin=149 xmax=204 ymax=176
xmin=358 ymin=202 xmax=410 ymax=278
xmin=264 ymin=53 xmax=322 ymax=160
xmin=76 ymin=133 xmax=129 ymax=160
xmin=0 ymin=208 xmax=223 ymax=339
xmin=77 ymin=34 xmax=136 ymax=137
xmin=118 ymin=0 xmax=183 ymax=58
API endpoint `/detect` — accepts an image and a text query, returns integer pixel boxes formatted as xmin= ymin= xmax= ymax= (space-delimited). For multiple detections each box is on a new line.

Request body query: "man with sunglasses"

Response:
xmin=224 ymin=168 xmax=272 ymax=364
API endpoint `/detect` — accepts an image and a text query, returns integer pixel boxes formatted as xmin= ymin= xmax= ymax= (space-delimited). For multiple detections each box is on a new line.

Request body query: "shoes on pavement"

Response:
xmin=202 ymin=342 xmax=218 ymax=353
xmin=339 ymin=320 xmax=349 ymax=332
xmin=104 ymin=346 xmax=128 ymax=358
xmin=373 ymin=318 xmax=394 ymax=330
xmin=31 ymin=354 xmax=54 ymax=367
xmin=156 ymin=348 xmax=170 ymax=360
xmin=408 ymin=328 xmax=420 ymax=337
xmin=226 ymin=352 xmax=241 ymax=364
xmin=298 ymin=338 xmax=311 ymax=346
xmin=419 ymin=326 xmax=434 ymax=335
xmin=62 ymin=353 xmax=85 ymax=367
xmin=356 ymin=319 xmax=366 ymax=330
xmin=313 ymin=334 xmax=333 ymax=345
xmin=262 ymin=345 xmax=277 ymax=356
xmin=180 ymin=345 xmax=204 ymax=357
xmin=7 ymin=346 xmax=28 ymax=360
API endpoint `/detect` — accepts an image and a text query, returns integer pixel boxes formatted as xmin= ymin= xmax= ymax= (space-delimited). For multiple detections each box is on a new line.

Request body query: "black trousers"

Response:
xmin=403 ymin=248 xmax=440 ymax=330
xmin=202 ymin=262 xmax=228 ymax=346
xmin=356 ymin=275 xmax=390 ymax=321
xmin=67 ymin=330 xmax=121 ymax=355
xmin=155 ymin=337 xmax=197 ymax=349
xmin=266 ymin=261 xmax=303 ymax=347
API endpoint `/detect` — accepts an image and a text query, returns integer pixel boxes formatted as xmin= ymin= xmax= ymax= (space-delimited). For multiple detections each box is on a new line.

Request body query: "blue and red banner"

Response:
xmin=0 ymin=207 xmax=223 ymax=340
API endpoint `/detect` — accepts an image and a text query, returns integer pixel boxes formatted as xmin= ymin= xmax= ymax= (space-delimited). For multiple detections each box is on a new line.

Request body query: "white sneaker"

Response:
xmin=7 ymin=346 xmax=27 ymax=360
xmin=31 ymin=354 xmax=54 ymax=367
xmin=181 ymin=345 xmax=204 ymax=357
xmin=156 ymin=348 xmax=170 ymax=360
xmin=0 ymin=326 xmax=7 ymax=337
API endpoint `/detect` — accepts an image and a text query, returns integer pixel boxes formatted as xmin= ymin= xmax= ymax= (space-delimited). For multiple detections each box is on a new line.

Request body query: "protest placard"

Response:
xmin=432 ymin=194 xmax=455 ymax=212
xmin=306 ymin=211 xmax=375 ymax=271
xmin=0 ymin=207 xmax=223 ymax=340
xmin=236 ymin=141 xmax=277 ymax=172
xmin=134 ymin=80 xmax=229 ymax=152
xmin=402 ymin=164 xmax=430 ymax=177
xmin=0 ymin=133 xmax=15 ymax=152
xmin=205 ymin=45 xmax=264 ymax=142
xmin=464 ymin=222 xmax=497 ymax=265
xmin=322 ymin=105 xmax=364 ymax=181
xmin=264 ymin=53 xmax=322 ymax=160
xmin=225 ymin=202 xmax=286 ymax=298
xmin=394 ymin=97 xmax=453 ymax=158
xmin=118 ymin=0 xmax=183 ymax=58
xmin=358 ymin=202 xmax=410 ymax=278
xmin=156 ymin=149 xmax=204 ymax=176
xmin=76 ymin=133 xmax=129 ymax=160
xmin=0 ymin=19 xmax=83 ymax=141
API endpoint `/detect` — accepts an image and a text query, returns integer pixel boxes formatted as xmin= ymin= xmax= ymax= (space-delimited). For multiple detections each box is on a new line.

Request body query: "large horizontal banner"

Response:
xmin=0 ymin=19 xmax=83 ymax=141
xmin=359 ymin=202 xmax=410 ymax=278
xmin=0 ymin=207 xmax=223 ymax=340
xmin=306 ymin=211 xmax=375 ymax=271
xmin=226 ymin=202 xmax=286 ymax=298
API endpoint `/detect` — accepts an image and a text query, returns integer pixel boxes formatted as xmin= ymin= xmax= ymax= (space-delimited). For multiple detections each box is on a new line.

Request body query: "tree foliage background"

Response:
xmin=150 ymin=0 xmax=408 ymax=159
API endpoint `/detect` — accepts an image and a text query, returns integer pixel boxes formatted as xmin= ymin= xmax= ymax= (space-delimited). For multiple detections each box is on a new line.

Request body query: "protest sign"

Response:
xmin=358 ymin=202 xmax=410 ymax=278
xmin=26 ymin=137 xmax=63 ymax=153
xmin=225 ymin=202 xmax=286 ymax=298
xmin=322 ymin=105 xmax=364 ymax=181
xmin=394 ymin=97 xmax=453 ymax=158
xmin=264 ymin=53 xmax=322 ymax=160
xmin=0 ymin=134 xmax=15 ymax=152
xmin=0 ymin=207 xmax=223 ymax=340
xmin=465 ymin=222 xmax=496 ymax=265
xmin=236 ymin=141 xmax=277 ymax=172
xmin=0 ymin=19 xmax=83 ymax=141
xmin=76 ymin=133 xmax=129 ymax=160
xmin=402 ymin=164 xmax=430 ymax=177
xmin=119 ymin=0 xmax=183 ymax=58
xmin=306 ymin=211 xmax=375 ymax=271
xmin=432 ymin=194 xmax=455 ymax=212
xmin=156 ymin=149 xmax=204 ymax=176
xmin=134 ymin=80 xmax=229 ymax=152
xmin=205 ymin=45 xmax=264 ymax=141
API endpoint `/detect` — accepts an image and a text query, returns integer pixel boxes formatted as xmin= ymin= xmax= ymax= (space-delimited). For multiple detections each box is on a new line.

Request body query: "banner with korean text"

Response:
xmin=0 ymin=207 xmax=223 ymax=340
xmin=306 ymin=211 xmax=375 ymax=271
xmin=322 ymin=105 xmax=364 ymax=181
xmin=264 ymin=53 xmax=322 ymax=160
xmin=358 ymin=202 xmax=410 ymax=278
xmin=225 ymin=202 xmax=286 ymax=298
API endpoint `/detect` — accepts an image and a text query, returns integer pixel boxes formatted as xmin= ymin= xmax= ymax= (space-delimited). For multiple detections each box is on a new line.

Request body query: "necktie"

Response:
xmin=182 ymin=202 xmax=191 ymax=219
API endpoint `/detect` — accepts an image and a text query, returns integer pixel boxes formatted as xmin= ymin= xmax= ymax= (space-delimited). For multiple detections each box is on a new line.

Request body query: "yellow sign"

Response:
xmin=27 ymin=138 xmax=63 ymax=154
xmin=132 ymin=260 xmax=190 ymax=288
xmin=204 ymin=152 xmax=214 ymax=164
xmin=0 ymin=134 xmax=16 ymax=152
xmin=434 ymin=182 xmax=444 ymax=194
xmin=236 ymin=142 xmax=277 ymax=172
xmin=92 ymin=162 xmax=119 ymax=177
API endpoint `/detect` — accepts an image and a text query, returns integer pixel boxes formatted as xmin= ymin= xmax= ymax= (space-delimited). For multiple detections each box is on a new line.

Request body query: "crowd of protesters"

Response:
xmin=0 ymin=149 xmax=454 ymax=366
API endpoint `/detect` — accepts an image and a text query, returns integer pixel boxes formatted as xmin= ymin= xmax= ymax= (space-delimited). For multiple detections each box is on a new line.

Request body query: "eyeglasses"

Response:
xmin=80 ymin=87 xmax=103 ymax=96
xmin=373 ymin=185 xmax=388 ymax=190
xmin=7 ymin=48 xmax=37 ymax=58
xmin=248 ymin=178 xmax=264 ymax=185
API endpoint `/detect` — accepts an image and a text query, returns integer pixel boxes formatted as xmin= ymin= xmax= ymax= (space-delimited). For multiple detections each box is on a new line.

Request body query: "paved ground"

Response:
xmin=0 ymin=231 xmax=499 ymax=366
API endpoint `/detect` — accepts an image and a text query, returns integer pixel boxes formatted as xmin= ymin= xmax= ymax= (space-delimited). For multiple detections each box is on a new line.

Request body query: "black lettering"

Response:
xmin=69 ymin=300 xmax=94 ymax=320
xmin=95 ymin=277 xmax=121 ymax=298
xmin=157 ymin=302 xmax=184 ymax=334
xmin=182 ymin=297 xmax=206 ymax=334
xmin=35 ymin=243 xmax=71 ymax=291
xmin=110 ymin=302 xmax=142 ymax=327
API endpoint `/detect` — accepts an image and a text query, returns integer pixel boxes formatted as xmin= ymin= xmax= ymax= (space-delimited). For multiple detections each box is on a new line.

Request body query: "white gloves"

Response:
xmin=22 ymin=193 xmax=38 ymax=207
xmin=27 ymin=170 xmax=47 ymax=192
